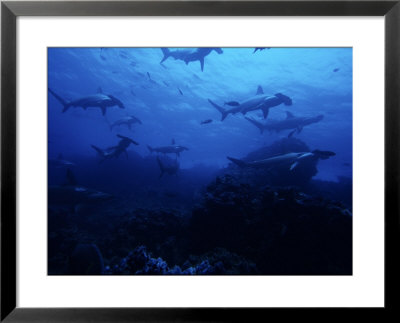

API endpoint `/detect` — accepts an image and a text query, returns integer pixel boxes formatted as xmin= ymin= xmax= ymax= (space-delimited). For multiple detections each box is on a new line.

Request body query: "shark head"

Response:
xmin=275 ymin=93 xmax=293 ymax=106
xmin=108 ymin=95 xmax=125 ymax=109
xmin=312 ymin=149 xmax=336 ymax=160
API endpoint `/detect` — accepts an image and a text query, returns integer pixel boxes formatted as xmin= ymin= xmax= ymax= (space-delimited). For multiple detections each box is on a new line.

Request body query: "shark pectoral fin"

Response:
xmin=91 ymin=145 xmax=104 ymax=158
xmin=62 ymin=105 xmax=71 ymax=113
xmin=290 ymin=161 xmax=298 ymax=171
xmin=227 ymin=156 xmax=247 ymax=168
xmin=245 ymin=117 xmax=264 ymax=134
xmin=288 ymin=129 xmax=296 ymax=138
xmin=262 ymin=107 xmax=270 ymax=119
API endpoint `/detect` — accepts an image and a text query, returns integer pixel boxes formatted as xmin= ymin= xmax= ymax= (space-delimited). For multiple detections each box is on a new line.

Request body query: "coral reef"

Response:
xmin=48 ymin=138 xmax=352 ymax=275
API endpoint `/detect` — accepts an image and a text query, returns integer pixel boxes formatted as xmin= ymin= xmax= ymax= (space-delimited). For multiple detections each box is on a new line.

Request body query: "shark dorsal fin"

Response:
xmin=285 ymin=111 xmax=295 ymax=119
xmin=97 ymin=87 xmax=103 ymax=94
xmin=57 ymin=153 xmax=63 ymax=160
xmin=171 ymin=138 xmax=175 ymax=145
xmin=256 ymin=85 xmax=264 ymax=95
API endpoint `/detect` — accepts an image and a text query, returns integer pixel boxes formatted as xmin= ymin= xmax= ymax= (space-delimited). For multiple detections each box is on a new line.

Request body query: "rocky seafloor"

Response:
xmin=49 ymin=175 xmax=352 ymax=275
xmin=48 ymin=138 xmax=352 ymax=275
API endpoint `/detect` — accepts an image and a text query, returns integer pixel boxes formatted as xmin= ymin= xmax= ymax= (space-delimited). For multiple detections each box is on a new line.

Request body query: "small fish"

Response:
xmin=160 ymin=63 xmax=168 ymax=70
xmin=200 ymin=119 xmax=213 ymax=125
xmin=224 ymin=101 xmax=240 ymax=106
xmin=333 ymin=68 xmax=340 ymax=72
xmin=130 ymin=61 xmax=137 ymax=67
xmin=119 ymin=51 xmax=129 ymax=59
xmin=163 ymin=81 xmax=169 ymax=87
xmin=343 ymin=162 xmax=351 ymax=167
xmin=130 ymin=88 xmax=136 ymax=96
xmin=178 ymin=88 xmax=183 ymax=96
xmin=147 ymin=72 xmax=152 ymax=80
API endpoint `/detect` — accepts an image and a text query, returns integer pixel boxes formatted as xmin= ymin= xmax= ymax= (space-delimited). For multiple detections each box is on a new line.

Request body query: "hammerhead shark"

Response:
xmin=109 ymin=115 xmax=142 ymax=131
xmin=147 ymin=139 xmax=189 ymax=157
xmin=49 ymin=88 xmax=125 ymax=116
xmin=160 ymin=47 xmax=223 ymax=72
xmin=91 ymin=134 xmax=139 ymax=163
xmin=209 ymin=86 xmax=292 ymax=121
xmin=48 ymin=154 xmax=76 ymax=168
xmin=227 ymin=150 xmax=335 ymax=171
xmin=48 ymin=168 xmax=113 ymax=209
xmin=245 ymin=112 xmax=324 ymax=136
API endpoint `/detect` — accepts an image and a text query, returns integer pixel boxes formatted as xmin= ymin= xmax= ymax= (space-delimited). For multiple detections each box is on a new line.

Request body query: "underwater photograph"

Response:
xmin=48 ymin=47 xmax=352 ymax=275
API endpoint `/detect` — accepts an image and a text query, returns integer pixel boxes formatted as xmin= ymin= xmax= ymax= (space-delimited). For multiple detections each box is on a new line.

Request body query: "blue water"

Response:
xmin=48 ymin=47 xmax=352 ymax=183
xmin=48 ymin=47 xmax=353 ymax=275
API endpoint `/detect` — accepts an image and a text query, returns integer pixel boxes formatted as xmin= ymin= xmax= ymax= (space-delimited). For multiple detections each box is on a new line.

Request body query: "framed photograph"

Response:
xmin=1 ymin=0 xmax=399 ymax=321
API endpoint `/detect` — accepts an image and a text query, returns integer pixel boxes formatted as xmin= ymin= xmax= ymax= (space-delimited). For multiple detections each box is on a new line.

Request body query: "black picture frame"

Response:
xmin=1 ymin=1 xmax=399 ymax=321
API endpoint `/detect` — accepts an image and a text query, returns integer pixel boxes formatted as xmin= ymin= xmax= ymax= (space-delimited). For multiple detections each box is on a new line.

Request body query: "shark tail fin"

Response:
xmin=208 ymin=99 xmax=228 ymax=121
xmin=147 ymin=145 xmax=154 ymax=153
xmin=199 ymin=57 xmax=205 ymax=72
xmin=91 ymin=145 xmax=104 ymax=158
xmin=245 ymin=117 xmax=264 ymax=134
xmin=157 ymin=157 xmax=165 ymax=178
xmin=227 ymin=156 xmax=247 ymax=168
xmin=49 ymin=88 xmax=70 ymax=112
xmin=160 ymin=48 xmax=170 ymax=64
